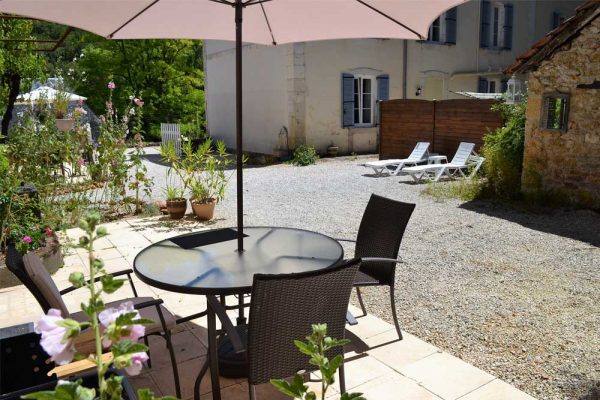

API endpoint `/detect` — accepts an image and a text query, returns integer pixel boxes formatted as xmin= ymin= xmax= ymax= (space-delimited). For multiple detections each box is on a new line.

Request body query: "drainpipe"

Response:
xmin=402 ymin=40 xmax=408 ymax=99
xmin=476 ymin=0 xmax=481 ymax=74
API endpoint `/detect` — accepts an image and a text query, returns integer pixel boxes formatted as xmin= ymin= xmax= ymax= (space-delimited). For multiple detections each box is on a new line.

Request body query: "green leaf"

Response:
xmin=100 ymin=275 xmax=124 ymax=294
xmin=137 ymin=388 xmax=177 ymax=400
xmin=111 ymin=340 xmax=149 ymax=357
xmin=105 ymin=374 xmax=124 ymax=400
xmin=78 ymin=236 xmax=89 ymax=247
xmin=294 ymin=340 xmax=313 ymax=356
xmin=270 ymin=379 xmax=297 ymax=397
xmin=55 ymin=318 xmax=81 ymax=340
xmin=340 ymin=393 xmax=366 ymax=400
xmin=22 ymin=391 xmax=60 ymax=400
xmin=95 ymin=226 xmax=108 ymax=237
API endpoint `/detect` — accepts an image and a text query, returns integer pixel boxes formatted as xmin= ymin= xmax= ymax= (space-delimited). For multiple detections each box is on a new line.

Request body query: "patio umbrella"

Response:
xmin=0 ymin=0 xmax=467 ymax=252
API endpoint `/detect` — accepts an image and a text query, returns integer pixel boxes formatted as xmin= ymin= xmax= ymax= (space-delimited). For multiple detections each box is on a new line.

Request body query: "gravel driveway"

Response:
xmin=142 ymin=149 xmax=600 ymax=400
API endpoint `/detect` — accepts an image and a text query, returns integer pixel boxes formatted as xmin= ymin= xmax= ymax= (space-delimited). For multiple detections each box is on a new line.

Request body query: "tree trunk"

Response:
xmin=1 ymin=73 xmax=21 ymax=140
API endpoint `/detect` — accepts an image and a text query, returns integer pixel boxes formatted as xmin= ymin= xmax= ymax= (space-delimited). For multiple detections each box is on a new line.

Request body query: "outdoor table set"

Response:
xmin=133 ymin=226 xmax=345 ymax=400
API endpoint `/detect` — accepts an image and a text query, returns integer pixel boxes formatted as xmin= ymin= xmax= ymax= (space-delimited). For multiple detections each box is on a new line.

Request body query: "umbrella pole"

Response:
xmin=235 ymin=0 xmax=244 ymax=252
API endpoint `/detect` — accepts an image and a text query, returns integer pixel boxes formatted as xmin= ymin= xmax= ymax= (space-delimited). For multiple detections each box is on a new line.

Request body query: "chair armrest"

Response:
xmin=361 ymin=257 xmax=403 ymax=264
xmin=132 ymin=298 xmax=164 ymax=310
xmin=207 ymin=295 xmax=246 ymax=354
xmin=60 ymin=269 xmax=137 ymax=296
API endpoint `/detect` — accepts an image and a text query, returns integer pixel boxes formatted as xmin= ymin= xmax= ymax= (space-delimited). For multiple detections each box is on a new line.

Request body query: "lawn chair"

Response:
xmin=195 ymin=258 xmax=361 ymax=400
xmin=17 ymin=252 xmax=181 ymax=398
xmin=161 ymin=123 xmax=182 ymax=157
xmin=339 ymin=194 xmax=415 ymax=341
xmin=401 ymin=142 xmax=483 ymax=183
xmin=363 ymin=142 xmax=430 ymax=176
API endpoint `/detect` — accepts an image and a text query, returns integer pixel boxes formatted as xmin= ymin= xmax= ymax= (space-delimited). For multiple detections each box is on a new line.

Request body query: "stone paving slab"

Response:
xmin=0 ymin=217 xmax=537 ymax=400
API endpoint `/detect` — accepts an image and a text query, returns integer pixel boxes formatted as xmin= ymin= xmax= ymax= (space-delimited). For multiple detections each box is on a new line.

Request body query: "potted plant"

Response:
xmin=164 ymin=184 xmax=186 ymax=220
xmin=327 ymin=142 xmax=339 ymax=158
xmin=187 ymin=139 xmax=233 ymax=221
xmin=53 ymin=87 xmax=74 ymax=132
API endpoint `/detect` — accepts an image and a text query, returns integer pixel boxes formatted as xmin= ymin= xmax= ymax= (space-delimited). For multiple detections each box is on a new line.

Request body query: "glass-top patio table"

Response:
xmin=133 ymin=226 xmax=344 ymax=400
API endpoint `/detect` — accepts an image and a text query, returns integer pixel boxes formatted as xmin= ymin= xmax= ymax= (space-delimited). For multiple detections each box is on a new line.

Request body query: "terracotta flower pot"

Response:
xmin=191 ymin=199 xmax=216 ymax=221
xmin=55 ymin=118 xmax=75 ymax=132
xmin=166 ymin=198 xmax=187 ymax=220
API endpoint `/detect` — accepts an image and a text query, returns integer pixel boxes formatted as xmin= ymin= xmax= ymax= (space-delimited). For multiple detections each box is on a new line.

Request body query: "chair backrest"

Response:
xmin=449 ymin=142 xmax=475 ymax=166
xmin=23 ymin=252 xmax=69 ymax=316
xmin=407 ymin=142 xmax=430 ymax=161
xmin=247 ymin=258 xmax=360 ymax=385
xmin=355 ymin=194 xmax=415 ymax=285
xmin=161 ymin=123 xmax=182 ymax=157
xmin=5 ymin=245 xmax=52 ymax=313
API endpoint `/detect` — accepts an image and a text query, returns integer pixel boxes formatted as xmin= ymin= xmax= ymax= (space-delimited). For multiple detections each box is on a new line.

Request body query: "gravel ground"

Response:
xmin=141 ymin=148 xmax=600 ymax=400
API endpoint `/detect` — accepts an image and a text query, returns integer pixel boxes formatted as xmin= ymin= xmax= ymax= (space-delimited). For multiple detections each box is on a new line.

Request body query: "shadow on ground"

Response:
xmin=460 ymin=199 xmax=600 ymax=247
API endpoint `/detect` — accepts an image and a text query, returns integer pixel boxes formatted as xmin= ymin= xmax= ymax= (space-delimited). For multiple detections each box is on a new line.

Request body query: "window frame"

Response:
xmin=427 ymin=16 xmax=445 ymax=43
xmin=352 ymin=75 xmax=376 ymax=127
xmin=488 ymin=2 xmax=505 ymax=49
xmin=540 ymin=92 xmax=570 ymax=134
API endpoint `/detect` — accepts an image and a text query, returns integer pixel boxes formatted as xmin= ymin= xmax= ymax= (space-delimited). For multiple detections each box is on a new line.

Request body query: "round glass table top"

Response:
xmin=133 ymin=227 xmax=344 ymax=295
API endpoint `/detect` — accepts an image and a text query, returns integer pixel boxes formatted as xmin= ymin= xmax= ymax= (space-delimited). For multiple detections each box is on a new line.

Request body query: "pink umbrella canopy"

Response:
xmin=0 ymin=0 xmax=466 ymax=42
xmin=0 ymin=0 xmax=467 ymax=252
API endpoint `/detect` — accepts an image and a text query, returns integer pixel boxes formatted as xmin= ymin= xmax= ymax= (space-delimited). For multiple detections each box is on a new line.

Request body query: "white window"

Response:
xmin=428 ymin=17 xmax=444 ymax=42
xmin=353 ymin=76 xmax=375 ymax=126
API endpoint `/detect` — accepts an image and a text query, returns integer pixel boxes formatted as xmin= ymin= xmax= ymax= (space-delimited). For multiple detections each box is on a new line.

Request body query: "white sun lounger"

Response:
xmin=402 ymin=142 xmax=485 ymax=183
xmin=364 ymin=142 xmax=430 ymax=176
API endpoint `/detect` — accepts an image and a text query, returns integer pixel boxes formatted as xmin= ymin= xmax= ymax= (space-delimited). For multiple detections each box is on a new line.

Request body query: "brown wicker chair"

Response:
xmin=197 ymin=258 xmax=360 ymax=400
xmin=343 ymin=194 xmax=415 ymax=340
xmin=16 ymin=252 xmax=181 ymax=398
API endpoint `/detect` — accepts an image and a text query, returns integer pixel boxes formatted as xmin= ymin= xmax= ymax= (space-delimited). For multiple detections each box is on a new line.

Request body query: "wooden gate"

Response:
xmin=379 ymin=99 xmax=502 ymax=159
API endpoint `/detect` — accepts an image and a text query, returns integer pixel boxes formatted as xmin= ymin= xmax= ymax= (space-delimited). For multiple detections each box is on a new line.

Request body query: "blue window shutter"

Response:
xmin=342 ymin=73 xmax=354 ymax=128
xmin=445 ymin=7 xmax=457 ymax=44
xmin=478 ymin=77 xmax=488 ymax=93
xmin=501 ymin=78 xmax=508 ymax=93
xmin=480 ymin=0 xmax=490 ymax=48
xmin=503 ymin=4 xmax=513 ymax=50
xmin=552 ymin=12 xmax=561 ymax=29
xmin=377 ymin=74 xmax=390 ymax=101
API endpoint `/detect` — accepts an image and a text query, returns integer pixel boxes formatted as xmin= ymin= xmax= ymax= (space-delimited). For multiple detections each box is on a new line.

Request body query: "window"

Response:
xmin=477 ymin=77 xmax=500 ymax=93
xmin=541 ymin=93 xmax=569 ymax=133
xmin=428 ymin=17 xmax=441 ymax=42
xmin=426 ymin=8 xmax=457 ymax=44
xmin=492 ymin=5 xmax=500 ymax=47
xmin=354 ymin=76 xmax=373 ymax=125
xmin=480 ymin=1 xmax=513 ymax=49
xmin=488 ymin=80 xmax=496 ymax=93
xmin=342 ymin=73 xmax=389 ymax=128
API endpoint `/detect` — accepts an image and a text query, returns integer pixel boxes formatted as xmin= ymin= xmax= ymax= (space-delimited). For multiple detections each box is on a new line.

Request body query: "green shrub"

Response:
xmin=481 ymin=97 xmax=527 ymax=199
xmin=422 ymin=179 xmax=485 ymax=202
xmin=291 ymin=144 xmax=319 ymax=166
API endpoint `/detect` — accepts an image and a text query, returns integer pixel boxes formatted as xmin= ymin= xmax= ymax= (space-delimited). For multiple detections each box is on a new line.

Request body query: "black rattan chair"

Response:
xmin=345 ymin=194 xmax=415 ymax=341
xmin=198 ymin=258 xmax=360 ymax=400
xmin=11 ymin=251 xmax=181 ymax=398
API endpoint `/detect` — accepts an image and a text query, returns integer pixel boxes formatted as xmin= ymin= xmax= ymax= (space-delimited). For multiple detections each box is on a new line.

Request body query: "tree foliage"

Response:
xmin=31 ymin=23 xmax=205 ymax=140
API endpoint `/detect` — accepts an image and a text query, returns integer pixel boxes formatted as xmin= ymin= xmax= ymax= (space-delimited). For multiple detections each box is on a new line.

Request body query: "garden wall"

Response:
xmin=379 ymin=99 xmax=502 ymax=159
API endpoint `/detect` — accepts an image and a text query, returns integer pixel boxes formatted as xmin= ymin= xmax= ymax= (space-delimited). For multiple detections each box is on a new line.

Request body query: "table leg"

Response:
xmin=237 ymin=291 xmax=247 ymax=325
xmin=208 ymin=301 xmax=222 ymax=400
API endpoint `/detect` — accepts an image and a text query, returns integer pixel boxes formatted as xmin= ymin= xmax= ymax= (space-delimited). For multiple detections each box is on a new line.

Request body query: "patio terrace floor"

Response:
xmin=0 ymin=217 xmax=536 ymax=400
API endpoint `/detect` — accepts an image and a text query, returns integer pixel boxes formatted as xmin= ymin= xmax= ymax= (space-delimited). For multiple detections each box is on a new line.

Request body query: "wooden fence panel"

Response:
xmin=379 ymin=100 xmax=433 ymax=159
xmin=379 ymin=99 xmax=502 ymax=159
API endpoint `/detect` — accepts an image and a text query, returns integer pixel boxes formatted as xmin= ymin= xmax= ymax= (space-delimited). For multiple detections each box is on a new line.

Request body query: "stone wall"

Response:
xmin=522 ymin=16 xmax=600 ymax=208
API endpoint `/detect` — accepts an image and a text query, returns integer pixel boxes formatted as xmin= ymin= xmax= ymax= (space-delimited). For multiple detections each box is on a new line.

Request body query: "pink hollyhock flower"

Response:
xmin=133 ymin=98 xmax=144 ymax=107
xmin=107 ymin=81 xmax=116 ymax=90
xmin=98 ymin=301 xmax=145 ymax=347
xmin=77 ymin=159 xmax=85 ymax=166
xmin=106 ymin=101 xmax=113 ymax=111
xmin=120 ymin=139 xmax=125 ymax=145
xmin=35 ymin=309 xmax=76 ymax=365
xmin=46 ymin=227 xmax=53 ymax=237
xmin=111 ymin=160 xmax=117 ymax=166
xmin=125 ymin=352 xmax=149 ymax=376
xmin=22 ymin=236 xmax=32 ymax=244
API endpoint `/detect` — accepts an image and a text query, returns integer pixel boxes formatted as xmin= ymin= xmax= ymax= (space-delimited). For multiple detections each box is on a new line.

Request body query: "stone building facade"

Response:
xmin=506 ymin=1 xmax=600 ymax=208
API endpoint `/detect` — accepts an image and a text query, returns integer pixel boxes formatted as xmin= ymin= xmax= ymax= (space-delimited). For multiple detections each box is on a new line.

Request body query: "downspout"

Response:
xmin=402 ymin=39 xmax=408 ymax=99
xmin=476 ymin=0 xmax=481 ymax=74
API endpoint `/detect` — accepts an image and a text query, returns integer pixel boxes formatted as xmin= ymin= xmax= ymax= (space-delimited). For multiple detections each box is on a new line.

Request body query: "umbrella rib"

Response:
xmin=259 ymin=1 xmax=277 ymax=45
xmin=354 ymin=0 xmax=424 ymax=40
xmin=108 ymin=0 xmax=161 ymax=38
